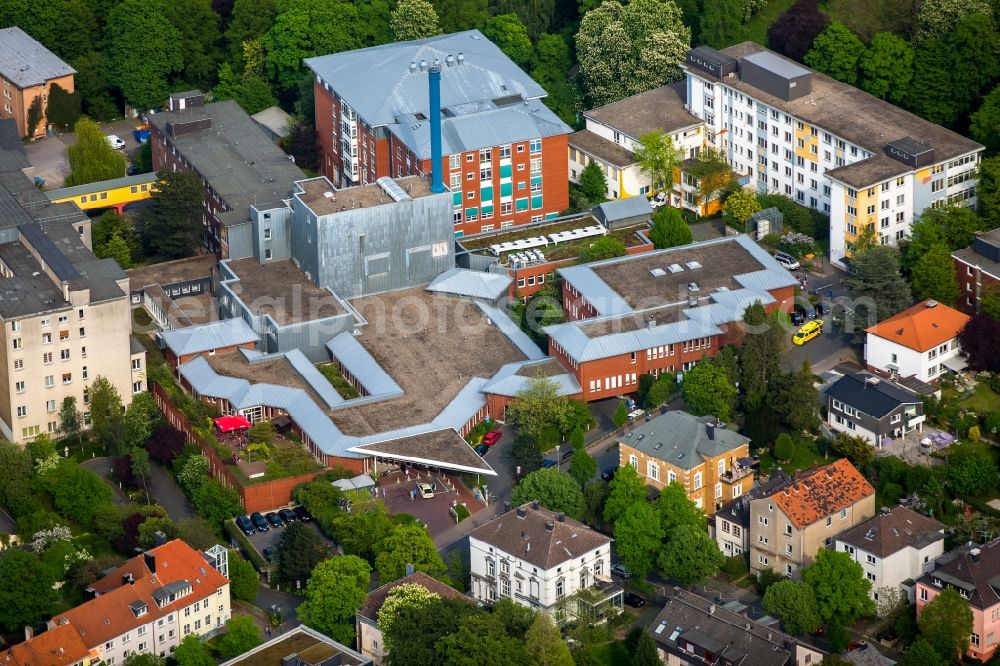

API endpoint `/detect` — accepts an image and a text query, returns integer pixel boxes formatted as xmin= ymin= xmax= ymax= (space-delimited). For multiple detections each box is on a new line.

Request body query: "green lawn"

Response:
xmin=759 ymin=437 xmax=830 ymax=475
xmin=317 ymin=363 xmax=361 ymax=399
xmin=740 ymin=0 xmax=798 ymax=46
xmin=953 ymin=383 xmax=1000 ymax=415
xmin=589 ymin=641 xmax=633 ymax=666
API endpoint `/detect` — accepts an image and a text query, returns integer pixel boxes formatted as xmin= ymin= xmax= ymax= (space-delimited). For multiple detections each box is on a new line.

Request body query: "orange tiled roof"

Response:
xmin=53 ymin=540 xmax=229 ymax=649
xmin=772 ymin=459 xmax=874 ymax=529
xmin=865 ymin=299 xmax=970 ymax=352
xmin=5 ymin=624 xmax=92 ymax=666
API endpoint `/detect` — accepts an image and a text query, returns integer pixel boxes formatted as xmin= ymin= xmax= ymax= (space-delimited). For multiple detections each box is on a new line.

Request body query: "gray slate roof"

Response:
xmin=0 ymin=27 xmax=75 ymax=88
xmin=305 ymin=30 xmax=548 ymax=128
xmin=714 ymin=471 xmax=793 ymax=530
xmin=595 ymin=196 xmax=652 ymax=223
xmin=161 ymin=318 xmax=259 ymax=357
xmin=836 ymin=506 xmax=944 ymax=558
xmin=618 ymin=410 xmax=749 ymax=470
xmin=825 ymin=372 xmax=922 ymax=419
xmin=426 ymin=267 xmax=511 ymax=301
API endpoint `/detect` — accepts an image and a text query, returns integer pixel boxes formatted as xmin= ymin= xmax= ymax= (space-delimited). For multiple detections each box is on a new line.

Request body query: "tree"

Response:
xmin=529 ymin=33 xmax=576 ymax=125
xmin=915 ymin=0 xmax=993 ymax=41
xmin=578 ymin=162 xmax=608 ymax=203
xmin=634 ymin=131 xmax=680 ymax=192
xmin=492 ymin=0 xmax=556 ymax=41
xmin=649 ymin=206 xmax=693 ymax=249
xmin=845 ymin=246 xmax=912 ymax=327
xmin=510 ymin=431 xmax=544 ymax=477
xmin=65 ymin=118 xmax=127 ymax=187
xmin=434 ymin=613 xmax=530 ymax=665
xmin=375 ymin=524 xmax=445 ymax=581
xmin=699 ymin=0 xmax=744 ymax=49
xmin=46 ymin=83 xmax=81 ymax=133
xmin=226 ymin=0 xmax=278 ymax=65
xmin=160 ymin=0 xmax=223 ymax=90
xmin=948 ymin=446 xmax=995 ymax=498
xmin=804 ymin=22 xmax=865 ymax=85
xmin=739 ymin=302 xmax=783 ymax=411
xmin=770 ymin=360 xmax=820 ymax=433
xmin=264 ymin=0 xmax=362 ymax=91
xmin=505 ymin=376 xmax=573 ymax=442
xmin=568 ymin=448 xmax=597 ymax=488
xmin=912 ymin=244 xmax=959 ymax=305
xmin=656 ymin=482 xmax=706 ymax=532
xmin=216 ymin=614 xmax=263 ymax=660
xmin=972 ymin=86 xmax=1000 ymax=155
xmin=762 ymin=580 xmax=822 ymax=635
xmin=276 ymin=522 xmax=332 ymax=587
xmin=228 ymin=554 xmax=260 ymax=602
xmin=40 ymin=460 xmax=114 ymax=527
xmin=603 ymin=464 xmax=647 ymax=523
xmin=681 ymin=361 xmax=736 ymax=421
xmin=124 ymin=391 xmax=158 ymax=451
xmin=376 ymin=584 xmax=442 ymax=651
xmin=58 ymin=396 xmax=82 ymax=445
xmin=918 ymin=587 xmax=973 ymax=660
xmin=802 ymin=549 xmax=875 ymax=624
xmin=831 ymin=434 xmax=874 ymax=468
xmin=858 ymin=33 xmax=914 ymax=106
xmin=89 ymin=375 xmax=124 ymax=451
xmin=773 ymin=433 xmax=794 ymax=462
xmin=633 ymin=630 xmax=661 ymax=666
xmin=432 ymin=0 xmax=488 ymax=33
xmin=579 ymin=236 xmax=627 ymax=263
xmin=767 ymin=0 xmax=830 ymax=62
xmin=139 ymin=170 xmax=205 ymax=259
xmin=525 ymin=612 xmax=574 ymax=666
xmin=979 ymin=157 xmax=1000 ymax=229
xmin=723 ymin=188 xmax=761 ymax=228
xmin=482 ymin=14 xmax=532 ymax=68
xmin=903 ymin=206 xmax=986 ymax=276
xmin=657 ymin=524 xmax=724 ymax=585
xmin=131 ymin=447 xmax=152 ymax=502
xmin=958 ymin=314 xmax=1000 ymax=371
xmin=298 ymin=555 xmax=371 ymax=644
xmin=123 ymin=655 xmax=166 ymax=666
xmin=612 ymin=401 xmax=629 ymax=428
xmin=105 ymin=0 xmax=184 ymax=110
xmin=173 ymin=634 xmax=215 ymax=666
xmin=175 ymin=517 xmax=220 ymax=551
xmin=511 ymin=468 xmax=586 ymax=519
xmin=687 ymin=148 xmax=734 ymax=212
xmin=614 ymin=502 xmax=665 ymax=577
xmin=576 ymin=0 xmax=691 ymax=107
xmin=899 ymin=639 xmax=945 ymax=666
xmin=285 ymin=122 xmax=320 ymax=172
xmin=0 ymin=548 xmax=57 ymax=632
xmin=390 ymin=0 xmax=441 ymax=42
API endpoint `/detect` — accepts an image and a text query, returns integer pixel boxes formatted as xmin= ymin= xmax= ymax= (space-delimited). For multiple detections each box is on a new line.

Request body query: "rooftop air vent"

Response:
xmin=926 ymin=300 xmax=938 ymax=308
xmin=650 ymin=268 xmax=667 ymax=277
xmin=668 ymin=263 xmax=684 ymax=273
xmin=686 ymin=261 xmax=702 ymax=269
xmin=688 ymin=282 xmax=700 ymax=292
xmin=323 ymin=191 xmax=335 ymax=199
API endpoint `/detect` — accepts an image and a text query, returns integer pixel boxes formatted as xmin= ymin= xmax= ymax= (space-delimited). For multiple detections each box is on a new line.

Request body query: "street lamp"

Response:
xmin=555 ymin=444 xmax=560 ymax=471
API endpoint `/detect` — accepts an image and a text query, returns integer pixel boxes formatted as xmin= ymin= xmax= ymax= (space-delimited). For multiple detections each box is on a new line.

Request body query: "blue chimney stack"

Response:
xmin=428 ymin=65 xmax=445 ymax=193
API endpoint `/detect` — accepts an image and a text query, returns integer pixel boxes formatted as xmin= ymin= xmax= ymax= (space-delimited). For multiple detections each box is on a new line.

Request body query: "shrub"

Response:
xmin=720 ymin=555 xmax=748 ymax=577
xmin=774 ymin=434 xmax=794 ymax=462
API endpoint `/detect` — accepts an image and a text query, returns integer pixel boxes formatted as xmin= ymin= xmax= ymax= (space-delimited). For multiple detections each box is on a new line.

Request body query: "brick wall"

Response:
xmin=954 ymin=256 xmax=999 ymax=315
xmin=315 ymin=80 xmax=336 ymax=184
xmin=165 ymin=342 xmax=258 ymax=370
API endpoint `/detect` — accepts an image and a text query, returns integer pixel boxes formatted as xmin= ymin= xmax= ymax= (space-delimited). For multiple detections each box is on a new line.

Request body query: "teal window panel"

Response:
xmin=481 ymin=205 xmax=494 ymax=215
xmin=515 ymin=198 xmax=529 ymax=211
xmin=531 ymin=195 xmax=543 ymax=209
xmin=546 ymin=212 xmax=558 ymax=220
xmin=500 ymin=164 xmax=512 ymax=178
xmin=531 ymin=175 xmax=542 ymax=185
xmin=465 ymin=207 xmax=479 ymax=218
xmin=453 ymin=192 xmax=462 ymax=206
xmin=500 ymin=182 xmax=513 ymax=197
xmin=481 ymin=186 xmax=494 ymax=200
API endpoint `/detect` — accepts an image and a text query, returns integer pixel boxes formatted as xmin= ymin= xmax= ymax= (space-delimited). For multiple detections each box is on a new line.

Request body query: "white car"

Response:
xmin=106 ymin=135 xmax=126 ymax=150
xmin=773 ymin=251 xmax=801 ymax=270
xmin=649 ymin=192 xmax=668 ymax=209
xmin=417 ymin=483 xmax=435 ymax=499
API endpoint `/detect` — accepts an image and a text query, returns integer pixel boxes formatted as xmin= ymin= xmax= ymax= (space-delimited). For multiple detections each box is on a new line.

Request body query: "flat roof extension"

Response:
xmin=225 ymin=258 xmax=344 ymax=325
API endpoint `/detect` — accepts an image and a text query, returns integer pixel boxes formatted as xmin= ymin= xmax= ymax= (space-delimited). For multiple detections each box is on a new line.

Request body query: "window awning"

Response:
xmin=942 ymin=355 xmax=968 ymax=373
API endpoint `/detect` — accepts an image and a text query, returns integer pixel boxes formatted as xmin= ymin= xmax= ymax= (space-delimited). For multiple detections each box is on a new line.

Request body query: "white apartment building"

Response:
xmin=568 ymin=83 xmax=704 ymax=207
xmin=23 ymin=541 xmax=232 ymax=664
xmin=681 ymin=44 xmax=983 ymax=267
xmin=0 ymin=222 xmax=141 ymax=443
xmin=865 ymin=299 xmax=970 ymax=383
xmin=468 ymin=501 xmax=621 ymax=621
xmin=836 ymin=506 xmax=945 ymax=612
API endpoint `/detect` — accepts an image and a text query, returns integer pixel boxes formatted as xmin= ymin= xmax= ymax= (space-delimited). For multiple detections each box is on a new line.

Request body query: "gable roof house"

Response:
xmin=714 ymin=470 xmax=793 ymax=564
xmin=749 ymin=459 xmax=876 ymax=578
xmin=825 ymin=372 xmax=927 ymax=448
xmin=865 ymin=299 xmax=970 ymax=383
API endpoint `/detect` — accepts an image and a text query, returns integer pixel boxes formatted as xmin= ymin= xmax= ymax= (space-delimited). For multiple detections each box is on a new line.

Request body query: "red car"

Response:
xmin=482 ymin=431 xmax=502 ymax=447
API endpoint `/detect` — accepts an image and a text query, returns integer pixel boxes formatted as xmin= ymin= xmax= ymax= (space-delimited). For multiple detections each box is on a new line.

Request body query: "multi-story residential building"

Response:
xmin=916 ymin=538 xmax=1000 ymax=662
xmin=18 ymin=541 xmax=230 ymax=664
xmin=147 ymin=91 xmax=306 ymax=257
xmin=825 ymin=372 xmax=926 ymax=448
xmin=468 ymin=501 xmax=621 ymax=621
xmin=836 ymin=506 xmax=945 ymax=611
xmin=650 ymin=587 xmax=825 ymax=666
xmin=305 ymin=30 xmax=571 ymax=237
xmin=356 ymin=570 xmax=470 ymax=664
xmin=865 ymin=299 xmax=969 ymax=383
xmin=0 ymin=221 xmax=141 ymax=443
xmin=749 ymin=458 xmax=875 ymax=579
xmin=568 ymin=83 xmax=704 ymax=206
xmin=10 ymin=623 xmax=95 ymax=666
xmin=544 ymin=234 xmax=796 ymax=401
xmin=680 ymin=44 xmax=983 ymax=267
xmin=714 ymin=470 xmax=792 ymax=562
xmin=0 ymin=27 xmax=75 ymax=139
xmin=617 ymin=410 xmax=753 ymax=515
xmin=954 ymin=228 xmax=1000 ymax=315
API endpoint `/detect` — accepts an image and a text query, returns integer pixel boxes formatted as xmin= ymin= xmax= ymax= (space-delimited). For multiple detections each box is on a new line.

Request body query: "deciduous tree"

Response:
xmin=634 ymin=131 xmax=679 ymax=192
xmin=216 ymin=614 xmax=263 ymax=660
xmin=681 ymin=361 xmax=737 ymax=421
xmin=506 ymin=376 xmax=573 ymax=442
xmin=979 ymin=157 xmax=1000 ymax=228
xmin=161 ymin=0 xmax=223 ymax=90
xmin=831 ymin=434 xmax=874 ymax=468
xmin=603 ymin=463 xmax=647 ymax=523
xmin=139 ymin=170 xmax=205 ymax=259
xmin=65 ymin=118 xmax=127 ymax=187
xmin=915 ymin=0 xmax=993 ymax=41
xmin=699 ymin=0 xmax=745 ymax=49
xmin=918 ymin=587 xmax=973 ymax=660
xmin=723 ymin=188 xmax=761 ymax=228
xmin=264 ymin=0 xmax=361 ymax=91
xmin=568 ymin=448 xmax=597 ymax=488
xmin=432 ymin=0 xmax=488 ymax=33
xmin=482 ymin=14 xmax=532 ymax=68
xmin=0 ymin=548 xmax=57 ymax=632
xmin=958 ymin=314 xmax=1000 ymax=371
xmin=614 ymin=502 xmax=665 ymax=577
xmin=657 ymin=524 xmax=724 ymax=585
xmin=766 ymin=0 xmax=830 ymax=62
xmin=802 ymin=549 xmax=875 ymax=624
xmin=912 ymin=243 xmax=959 ymax=304
xmin=858 ymin=33 xmax=914 ymax=106
xmin=376 ymin=584 xmax=442 ymax=652
xmin=276 ymin=522 xmax=332 ymax=587
xmin=512 ymin=468 xmax=586 ymax=519
xmin=374 ymin=524 xmax=445 ymax=581
xmin=804 ymin=22 xmax=865 ymax=85
xmin=105 ymin=0 xmax=183 ymax=110
xmin=739 ymin=302 xmax=783 ymax=411
xmin=898 ymin=639 xmax=944 ymax=666
xmin=762 ymin=580 xmax=822 ymax=635
xmin=58 ymin=396 xmax=82 ymax=445
xmin=525 ymin=612 xmax=574 ymax=666
xmin=173 ymin=634 xmax=215 ymax=666
xmin=390 ymin=0 xmax=441 ymax=42
xmin=971 ymin=86 xmax=1000 ymax=155
xmin=770 ymin=360 xmax=820 ymax=433
xmin=578 ymin=236 xmax=627 ymax=263
xmin=228 ymin=554 xmax=260 ymax=602
xmin=46 ymin=83 xmax=81 ymax=133
xmin=298 ymin=555 xmax=371 ymax=644
xmin=656 ymin=482 xmax=706 ymax=532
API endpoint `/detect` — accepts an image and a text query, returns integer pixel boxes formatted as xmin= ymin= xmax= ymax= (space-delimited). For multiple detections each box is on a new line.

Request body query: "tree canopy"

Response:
xmin=634 ymin=131 xmax=680 ymax=192
xmin=0 ymin=548 xmax=58 ymax=632
xmin=603 ymin=463 xmax=647 ymax=523
xmin=657 ymin=524 xmax=724 ymax=585
xmin=390 ymin=0 xmax=442 ymax=42
xmin=275 ymin=522 xmax=332 ymax=587
xmin=845 ymin=246 xmax=912 ymax=328
xmin=918 ymin=587 xmax=973 ymax=660
xmin=578 ymin=162 xmax=608 ymax=204
xmin=216 ymin=614 xmax=263 ymax=660
xmin=614 ymin=502 xmax=664 ymax=577
xmin=911 ymin=243 xmax=959 ymax=304
xmin=105 ymin=0 xmax=184 ymax=110
xmin=802 ymin=549 xmax=875 ymax=624
xmin=762 ymin=580 xmax=822 ymax=635
xmin=681 ymin=361 xmax=737 ymax=421
xmin=767 ymin=0 xmax=830 ymax=62
xmin=649 ymin=206 xmax=693 ymax=249
xmin=859 ymin=32 xmax=914 ymax=106
xmin=374 ymin=524 xmax=445 ymax=582
xmin=298 ymin=555 xmax=372 ymax=645
xmin=227 ymin=553 xmax=260 ymax=602
xmin=139 ymin=170 xmax=205 ymax=259
xmin=804 ymin=22 xmax=865 ymax=85
xmin=65 ymin=118 xmax=127 ymax=187
xmin=958 ymin=314 xmax=1000 ymax=372
xmin=512 ymin=468 xmax=586 ymax=520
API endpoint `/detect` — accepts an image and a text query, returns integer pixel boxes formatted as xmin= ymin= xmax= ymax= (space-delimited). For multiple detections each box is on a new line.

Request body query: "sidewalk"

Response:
xmin=433 ymin=501 xmax=504 ymax=550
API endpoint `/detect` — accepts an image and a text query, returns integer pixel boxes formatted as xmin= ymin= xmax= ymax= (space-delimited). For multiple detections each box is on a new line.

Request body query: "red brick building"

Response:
xmin=953 ymin=228 xmax=1000 ymax=314
xmin=545 ymin=235 xmax=798 ymax=401
xmin=305 ymin=30 xmax=571 ymax=237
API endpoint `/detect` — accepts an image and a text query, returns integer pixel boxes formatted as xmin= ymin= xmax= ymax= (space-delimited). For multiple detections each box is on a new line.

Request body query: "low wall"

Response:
xmin=152 ymin=383 xmax=324 ymax=513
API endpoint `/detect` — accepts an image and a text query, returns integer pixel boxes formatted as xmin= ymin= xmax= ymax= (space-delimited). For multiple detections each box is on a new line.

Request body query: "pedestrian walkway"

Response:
xmin=433 ymin=501 xmax=504 ymax=550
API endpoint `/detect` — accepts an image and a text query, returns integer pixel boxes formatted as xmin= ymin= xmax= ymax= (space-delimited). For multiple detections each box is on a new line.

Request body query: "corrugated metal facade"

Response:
xmin=251 ymin=204 xmax=292 ymax=262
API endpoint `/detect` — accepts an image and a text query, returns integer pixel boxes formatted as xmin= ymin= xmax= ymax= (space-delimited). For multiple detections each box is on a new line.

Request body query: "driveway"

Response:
xmin=148 ymin=461 xmax=196 ymax=520
xmin=81 ymin=456 xmax=129 ymax=505
xmin=241 ymin=517 xmax=333 ymax=566
xmin=253 ymin=587 xmax=303 ymax=626
xmin=780 ymin=263 xmax=861 ymax=373
xmin=22 ymin=118 xmax=146 ymax=190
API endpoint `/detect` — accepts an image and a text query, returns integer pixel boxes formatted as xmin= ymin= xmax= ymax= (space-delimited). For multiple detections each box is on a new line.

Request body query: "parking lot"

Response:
xmin=239 ymin=513 xmax=334 ymax=562
xmin=380 ymin=471 xmax=486 ymax=536
xmin=22 ymin=118 xmax=146 ymax=190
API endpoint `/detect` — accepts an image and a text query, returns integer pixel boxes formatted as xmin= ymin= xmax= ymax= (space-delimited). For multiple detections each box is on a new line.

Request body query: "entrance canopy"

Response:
xmin=214 ymin=415 xmax=252 ymax=433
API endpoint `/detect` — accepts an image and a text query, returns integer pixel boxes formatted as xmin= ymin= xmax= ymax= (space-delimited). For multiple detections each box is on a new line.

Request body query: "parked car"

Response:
xmin=773 ymin=251 xmax=801 ymax=270
xmin=106 ymin=134 xmax=126 ymax=150
xmin=790 ymin=309 xmax=805 ymax=326
xmin=610 ymin=563 xmax=631 ymax=579
xmin=417 ymin=482 xmax=435 ymax=499
xmin=475 ymin=443 xmax=490 ymax=457
xmin=126 ymin=164 xmax=141 ymax=176
xmin=649 ymin=191 xmax=668 ymax=209
xmin=601 ymin=467 xmax=617 ymax=481
xmin=250 ymin=512 xmax=269 ymax=532
xmin=294 ymin=506 xmax=312 ymax=522
xmin=262 ymin=547 xmax=274 ymax=563
xmin=236 ymin=515 xmax=255 ymax=536
xmin=266 ymin=512 xmax=284 ymax=528
xmin=624 ymin=592 xmax=646 ymax=608
xmin=279 ymin=508 xmax=297 ymax=524
xmin=793 ymin=319 xmax=823 ymax=346
xmin=482 ymin=431 xmax=502 ymax=447
xmin=815 ymin=301 xmax=830 ymax=316
xmin=802 ymin=302 xmax=817 ymax=319
xmin=542 ymin=459 xmax=557 ymax=468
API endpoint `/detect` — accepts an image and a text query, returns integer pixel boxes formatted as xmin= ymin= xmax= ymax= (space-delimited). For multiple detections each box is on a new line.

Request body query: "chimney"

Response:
xmin=504 ymin=501 xmax=511 ymax=513
xmin=428 ymin=65 xmax=446 ymax=194
xmin=971 ymin=548 xmax=982 ymax=563
xmin=532 ymin=500 xmax=540 ymax=510
xmin=123 ymin=573 xmax=134 ymax=585
xmin=558 ymin=513 xmax=565 ymax=522
xmin=709 ymin=604 xmax=716 ymax=615
xmin=516 ymin=507 xmax=527 ymax=518
xmin=144 ymin=552 xmax=156 ymax=574
xmin=545 ymin=521 xmax=554 ymax=531
xmin=405 ymin=563 xmax=415 ymax=576
xmin=706 ymin=423 xmax=715 ymax=440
